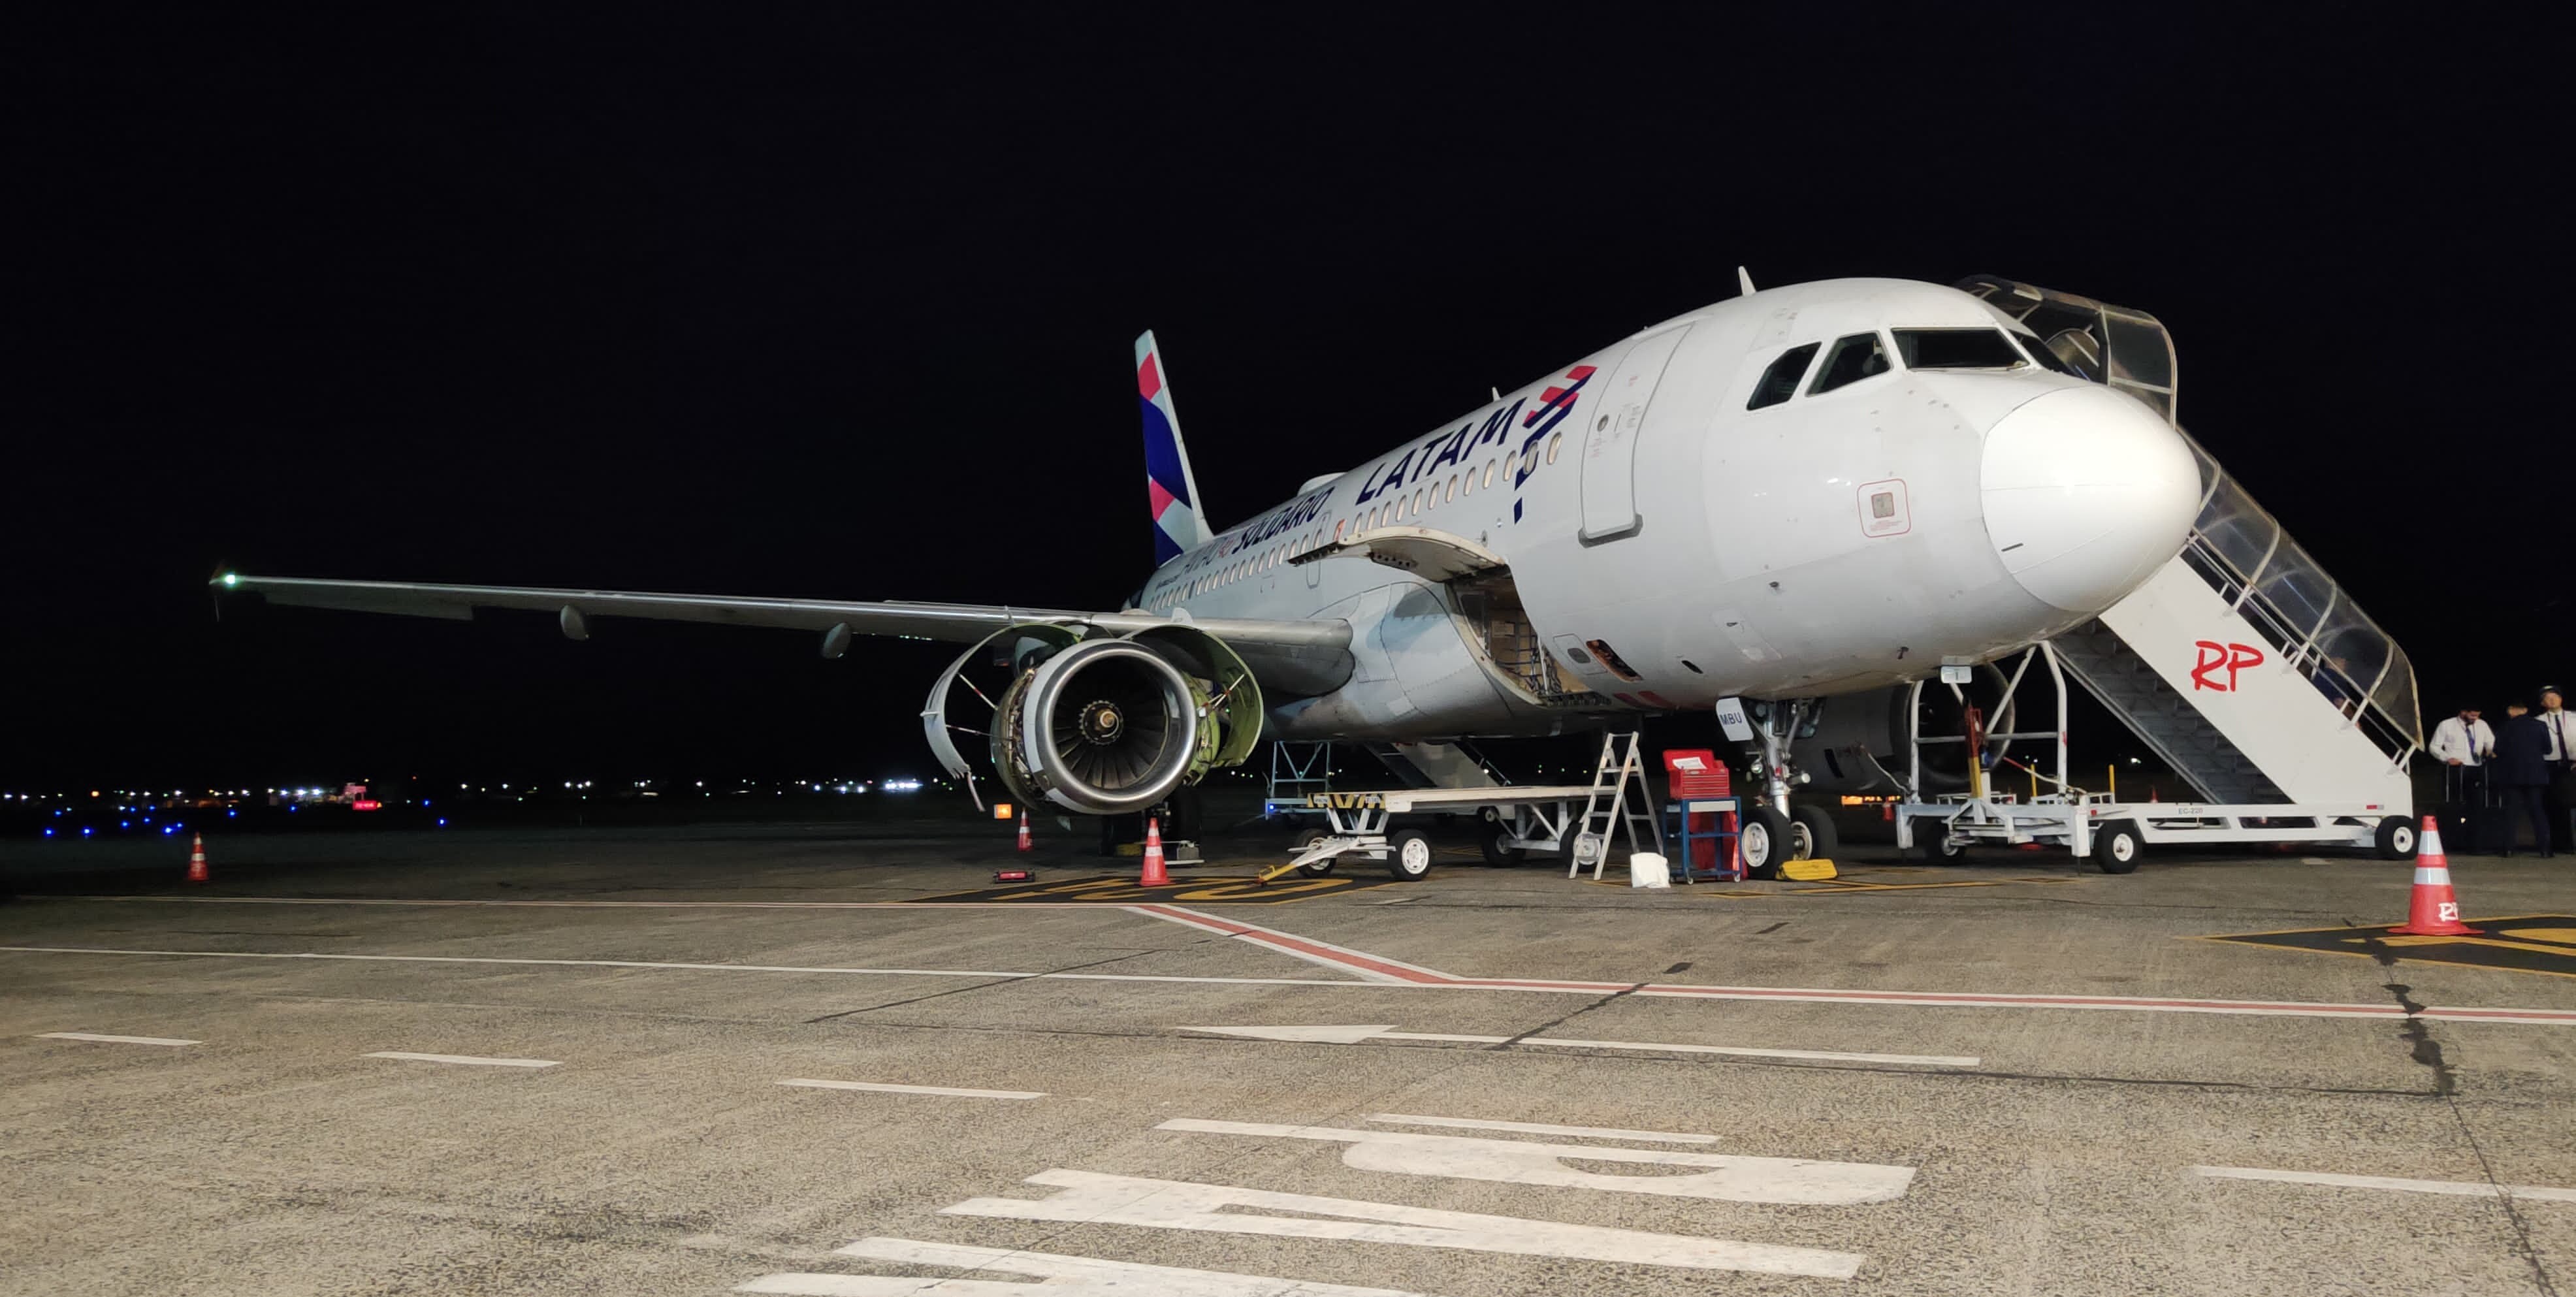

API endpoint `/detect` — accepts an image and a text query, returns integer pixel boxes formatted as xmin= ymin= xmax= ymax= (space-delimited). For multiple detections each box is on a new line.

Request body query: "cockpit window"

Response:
xmin=2008 ymin=329 xmax=2083 ymax=376
xmin=1808 ymin=332 xmax=1890 ymax=395
xmin=1892 ymin=328 xmax=2031 ymax=370
xmin=1747 ymin=342 xmax=1820 ymax=410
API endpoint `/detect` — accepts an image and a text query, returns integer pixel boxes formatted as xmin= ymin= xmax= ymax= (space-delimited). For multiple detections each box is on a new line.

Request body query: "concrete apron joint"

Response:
xmin=2347 ymin=919 xmax=2559 ymax=1297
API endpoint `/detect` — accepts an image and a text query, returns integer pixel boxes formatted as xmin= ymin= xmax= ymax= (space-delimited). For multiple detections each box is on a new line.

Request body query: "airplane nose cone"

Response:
xmin=1980 ymin=386 xmax=2200 ymax=613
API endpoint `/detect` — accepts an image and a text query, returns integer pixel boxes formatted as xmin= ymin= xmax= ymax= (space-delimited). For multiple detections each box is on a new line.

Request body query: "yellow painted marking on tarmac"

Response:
xmin=2200 ymin=913 xmax=2575 ymax=940
xmin=2351 ymin=934 xmax=2576 ymax=957
xmin=991 ymin=878 xmax=1134 ymax=901
xmin=2195 ymin=914 xmax=2576 ymax=982
xmin=1172 ymin=880 xmax=1345 ymax=901
xmin=2499 ymin=928 xmax=2576 ymax=945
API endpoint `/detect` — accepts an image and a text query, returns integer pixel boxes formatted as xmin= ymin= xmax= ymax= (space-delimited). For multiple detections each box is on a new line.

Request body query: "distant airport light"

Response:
xmin=353 ymin=801 xmax=381 ymax=811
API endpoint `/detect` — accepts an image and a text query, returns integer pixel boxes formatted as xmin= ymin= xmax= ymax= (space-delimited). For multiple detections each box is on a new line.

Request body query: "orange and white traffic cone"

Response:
xmin=1016 ymin=810 xmax=1033 ymax=852
xmin=2391 ymin=814 xmax=2477 ymax=936
xmin=185 ymin=833 xmax=209 ymax=884
xmin=1138 ymin=816 xmax=1169 ymax=888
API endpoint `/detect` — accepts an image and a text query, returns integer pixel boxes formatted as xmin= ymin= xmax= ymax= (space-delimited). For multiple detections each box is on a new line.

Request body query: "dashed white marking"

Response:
xmin=36 ymin=1031 xmax=198 ymax=1047
xmin=364 ymin=1051 xmax=558 ymax=1068
xmin=1159 ymin=1119 xmax=1913 ymax=1204
xmin=944 ymin=1168 xmax=1866 ymax=1277
xmin=1365 ymin=1113 xmax=1720 ymax=1144
xmin=777 ymin=1079 xmax=1045 ymax=1100
xmin=739 ymin=1236 xmax=1432 ymax=1294
xmin=2194 ymin=1164 xmax=2576 ymax=1204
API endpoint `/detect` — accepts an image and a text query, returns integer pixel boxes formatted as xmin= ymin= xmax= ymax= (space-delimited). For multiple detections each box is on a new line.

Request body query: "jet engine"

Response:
xmin=924 ymin=623 xmax=1263 ymax=816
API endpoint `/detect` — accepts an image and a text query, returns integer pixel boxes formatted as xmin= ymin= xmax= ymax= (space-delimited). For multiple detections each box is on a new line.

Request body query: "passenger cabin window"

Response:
xmin=1747 ymin=342 xmax=1821 ymax=409
xmin=1809 ymin=332 xmax=1890 ymax=395
xmin=1892 ymin=328 xmax=2029 ymax=370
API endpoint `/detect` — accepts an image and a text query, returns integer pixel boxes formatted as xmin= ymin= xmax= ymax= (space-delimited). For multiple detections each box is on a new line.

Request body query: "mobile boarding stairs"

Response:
xmin=1895 ymin=279 xmax=2424 ymax=871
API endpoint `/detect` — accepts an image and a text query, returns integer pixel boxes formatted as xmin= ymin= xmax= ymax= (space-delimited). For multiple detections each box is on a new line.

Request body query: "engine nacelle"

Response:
xmin=925 ymin=622 xmax=1263 ymax=816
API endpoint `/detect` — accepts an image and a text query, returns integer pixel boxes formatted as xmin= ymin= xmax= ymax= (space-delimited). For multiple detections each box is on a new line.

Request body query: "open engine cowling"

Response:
xmin=923 ymin=622 xmax=1263 ymax=816
xmin=997 ymin=639 xmax=1200 ymax=813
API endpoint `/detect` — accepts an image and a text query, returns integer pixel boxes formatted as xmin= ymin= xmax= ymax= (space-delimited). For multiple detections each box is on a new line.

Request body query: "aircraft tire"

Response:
xmin=1157 ymin=786 xmax=1202 ymax=843
xmin=1740 ymin=807 xmax=1794 ymax=880
xmin=1098 ymin=812 xmax=1139 ymax=857
xmin=1789 ymin=805 xmax=1839 ymax=861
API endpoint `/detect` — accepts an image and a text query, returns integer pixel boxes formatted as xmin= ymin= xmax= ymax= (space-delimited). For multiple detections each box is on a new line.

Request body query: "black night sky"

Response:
xmin=8 ymin=12 xmax=2565 ymax=790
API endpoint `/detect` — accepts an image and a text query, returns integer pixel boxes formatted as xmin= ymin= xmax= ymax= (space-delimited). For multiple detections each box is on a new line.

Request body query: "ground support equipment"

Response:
xmin=1255 ymin=784 xmax=1605 ymax=884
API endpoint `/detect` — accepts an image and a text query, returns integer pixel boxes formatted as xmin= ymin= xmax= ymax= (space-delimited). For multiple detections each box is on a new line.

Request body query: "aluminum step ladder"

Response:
xmin=1568 ymin=730 xmax=1664 ymax=880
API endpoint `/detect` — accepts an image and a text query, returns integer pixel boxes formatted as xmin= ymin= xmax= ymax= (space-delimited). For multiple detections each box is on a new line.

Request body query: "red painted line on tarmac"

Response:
xmin=1442 ymin=978 xmax=1637 ymax=993
xmin=1127 ymin=905 xmax=1457 ymax=984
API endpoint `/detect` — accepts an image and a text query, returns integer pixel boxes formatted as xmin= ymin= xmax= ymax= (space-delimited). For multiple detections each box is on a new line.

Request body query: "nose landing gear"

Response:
xmin=1723 ymin=697 xmax=1839 ymax=878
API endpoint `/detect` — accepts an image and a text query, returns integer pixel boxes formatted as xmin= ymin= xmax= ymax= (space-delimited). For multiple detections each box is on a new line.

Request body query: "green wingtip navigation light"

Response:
xmin=219 ymin=572 xmax=239 ymax=587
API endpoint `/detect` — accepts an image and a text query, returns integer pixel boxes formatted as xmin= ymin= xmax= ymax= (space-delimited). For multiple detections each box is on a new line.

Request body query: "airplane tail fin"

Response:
xmin=1136 ymin=330 xmax=1213 ymax=564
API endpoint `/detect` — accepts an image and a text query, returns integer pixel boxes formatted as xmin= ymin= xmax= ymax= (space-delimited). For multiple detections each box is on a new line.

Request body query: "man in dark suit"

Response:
xmin=2492 ymin=699 xmax=2556 ymax=858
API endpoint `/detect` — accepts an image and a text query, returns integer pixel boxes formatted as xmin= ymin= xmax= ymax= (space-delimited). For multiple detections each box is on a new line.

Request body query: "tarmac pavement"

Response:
xmin=4 ymin=818 xmax=2573 ymax=1294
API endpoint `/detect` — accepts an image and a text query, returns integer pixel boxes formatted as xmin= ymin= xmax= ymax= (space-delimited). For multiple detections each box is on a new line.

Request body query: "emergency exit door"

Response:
xmin=1579 ymin=325 xmax=1691 ymax=541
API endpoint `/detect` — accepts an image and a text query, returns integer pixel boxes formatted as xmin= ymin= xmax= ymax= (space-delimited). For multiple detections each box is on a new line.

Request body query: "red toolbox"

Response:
xmin=1663 ymin=750 xmax=1731 ymax=799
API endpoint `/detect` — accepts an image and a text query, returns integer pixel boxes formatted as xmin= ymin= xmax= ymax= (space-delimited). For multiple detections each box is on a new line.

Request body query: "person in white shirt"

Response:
xmin=2539 ymin=687 xmax=2571 ymax=851
xmin=2430 ymin=706 xmax=2495 ymax=806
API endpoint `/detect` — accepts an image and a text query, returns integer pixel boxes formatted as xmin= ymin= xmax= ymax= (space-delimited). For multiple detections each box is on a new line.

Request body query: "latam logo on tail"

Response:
xmin=2191 ymin=640 xmax=2264 ymax=692
xmin=1138 ymin=339 xmax=1202 ymax=564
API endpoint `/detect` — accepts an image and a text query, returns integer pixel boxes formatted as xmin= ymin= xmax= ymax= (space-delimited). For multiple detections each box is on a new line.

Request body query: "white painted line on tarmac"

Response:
xmin=1161 ymin=1118 xmax=1914 ymax=1204
xmin=10 ymin=944 xmax=2575 ymax=1027
xmin=364 ymin=1051 xmax=559 ymax=1068
xmin=36 ymin=1031 xmax=199 ymax=1047
xmin=1529 ymin=1036 xmax=1980 ymax=1068
xmin=1366 ymin=1113 xmax=1722 ymax=1144
xmin=741 ymin=1236 xmax=1436 ymax=1294
xmin=777 ymin=1078 xmax=1046 ymax=1100
xmin=2194 ymin=1164 xmax=2576 ymax=1204
xmin=946 ymin=1168 xmax=1868 ymax=1277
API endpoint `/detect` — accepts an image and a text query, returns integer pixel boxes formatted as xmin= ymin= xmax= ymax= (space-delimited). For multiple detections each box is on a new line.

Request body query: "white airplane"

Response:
xmin=216 ymin=274 xmax=2200 ymax=873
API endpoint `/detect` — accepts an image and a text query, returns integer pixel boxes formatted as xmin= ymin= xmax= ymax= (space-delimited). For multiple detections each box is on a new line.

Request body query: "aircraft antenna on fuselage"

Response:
xmin=1738 ymin=266 xmax=1757 ymax=295
xmin=1135 ymin=330 xmax=1216 ymax=565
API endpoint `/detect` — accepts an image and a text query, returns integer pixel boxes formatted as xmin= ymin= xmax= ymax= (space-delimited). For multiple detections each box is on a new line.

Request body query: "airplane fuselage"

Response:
xmin=1133 ymin=279 xmax=2200 ymax=740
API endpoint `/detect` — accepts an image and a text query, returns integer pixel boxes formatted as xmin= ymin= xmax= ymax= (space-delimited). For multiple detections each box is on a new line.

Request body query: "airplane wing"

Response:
xmin=213 ymin=573 xmax=1353 ymax=696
